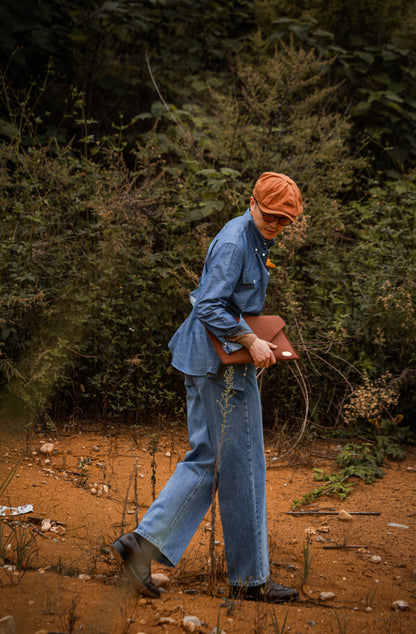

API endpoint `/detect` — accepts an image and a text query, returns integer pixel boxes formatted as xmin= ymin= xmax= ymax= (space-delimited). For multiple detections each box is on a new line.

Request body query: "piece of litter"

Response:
xmin=387 ymin=523 xmax=408 ymax=529
xmin=0 ymin=504 xmax=34 ymax=517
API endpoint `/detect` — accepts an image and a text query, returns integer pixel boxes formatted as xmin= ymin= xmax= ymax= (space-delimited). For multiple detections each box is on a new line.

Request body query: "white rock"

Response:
xmin=41 ymin=519 xmax=52 ymax=532
xmin=305 ymin=527 xmax=316 ymax=537
xmin=370 ymin=555 xmax=382 ymax=564
xmin=40 ymin=443 xmax=55 ymax=455
xmin=152 ymin=573 xmax=169 ymax=588
xmin=77 ymin=573 xmax=91 ymax=581
xmin=320 ymin=592 xmax=335 ymax=601
xmin=90 ymin=488 xmax=97 ymax=495
xmin=210 ymin=629 xmax=226 ymax=634
xmin=159 ymin=617 xmax=176 ymax=624
xmin=50 ymin=525 xmax=66 ymax=535
xmin=392 ymin=600 xmax=410 ymax=611
xmin=0 ymin=615 xmax=16 ymax=634
xmin=317 ymin=525 xmax=330 ymax=533
xmin=338 ymin=510 xmax=352 ymax=521
xmin=182 ymin=615 xmax=201 ymax=632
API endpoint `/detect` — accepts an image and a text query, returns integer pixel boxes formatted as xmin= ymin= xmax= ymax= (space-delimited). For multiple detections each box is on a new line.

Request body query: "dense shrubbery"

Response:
xmin=0 ymin=3 xmax=415 ymax=436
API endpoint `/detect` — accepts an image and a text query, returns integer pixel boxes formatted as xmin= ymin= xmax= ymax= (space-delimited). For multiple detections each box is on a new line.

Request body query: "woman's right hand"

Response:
xmin=247 ymin=337 xmax=277 ymax=368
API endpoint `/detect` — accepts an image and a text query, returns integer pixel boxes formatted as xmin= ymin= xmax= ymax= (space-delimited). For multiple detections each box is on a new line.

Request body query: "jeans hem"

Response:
xmin=228 ymin=574 xmax=270 ymax=587
xmin=134 ymin=529 xmax=176 ymax=568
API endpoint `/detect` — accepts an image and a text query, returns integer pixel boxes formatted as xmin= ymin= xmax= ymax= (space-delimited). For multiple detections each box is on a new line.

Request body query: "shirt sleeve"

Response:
xmin=195 ymin=241 xmax=254 ymax=339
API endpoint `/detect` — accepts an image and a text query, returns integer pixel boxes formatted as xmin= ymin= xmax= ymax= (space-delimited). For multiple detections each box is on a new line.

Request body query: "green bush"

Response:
xmin=0 ymin=41 xmax=414 ymax=434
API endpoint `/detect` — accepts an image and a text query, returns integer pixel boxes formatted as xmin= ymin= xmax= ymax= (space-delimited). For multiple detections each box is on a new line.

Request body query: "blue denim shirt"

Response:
xmin=168 ymin=209 xmax=273 ymax=380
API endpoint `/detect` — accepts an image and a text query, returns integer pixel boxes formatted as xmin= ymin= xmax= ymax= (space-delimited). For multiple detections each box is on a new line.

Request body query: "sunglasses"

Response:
xmin=254 ymin=199 xmax=292 ymax=226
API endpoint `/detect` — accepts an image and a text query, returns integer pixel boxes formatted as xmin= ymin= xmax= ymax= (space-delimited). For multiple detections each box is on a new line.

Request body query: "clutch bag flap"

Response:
xmin=205 ymin=314 xmax=299 ymax=363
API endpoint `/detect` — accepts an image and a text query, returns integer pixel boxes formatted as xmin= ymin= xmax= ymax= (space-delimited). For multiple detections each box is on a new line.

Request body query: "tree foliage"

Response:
xmin=0 ymin=2 xmax=415 ymax=434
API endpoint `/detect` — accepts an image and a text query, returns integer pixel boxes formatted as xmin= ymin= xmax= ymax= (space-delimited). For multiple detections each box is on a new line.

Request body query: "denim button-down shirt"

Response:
xmin=169 ymin=209 xmax=273 ymax=380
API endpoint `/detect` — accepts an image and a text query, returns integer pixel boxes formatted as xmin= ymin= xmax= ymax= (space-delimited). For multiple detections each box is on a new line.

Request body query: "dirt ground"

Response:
xmin=0 ymin=420 xmax=415 ymax=634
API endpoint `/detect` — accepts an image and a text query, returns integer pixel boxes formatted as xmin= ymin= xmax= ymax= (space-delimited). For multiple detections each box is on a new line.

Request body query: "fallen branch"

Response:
xmin=323 ymin=544 xmax=368 ymax=549
xmin=286 ymin=510 xmax=380 ymax=516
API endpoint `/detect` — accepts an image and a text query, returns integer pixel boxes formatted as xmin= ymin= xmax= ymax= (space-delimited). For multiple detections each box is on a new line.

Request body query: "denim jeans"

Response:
xmin=136 ymin=364 xmax=270 ymax=586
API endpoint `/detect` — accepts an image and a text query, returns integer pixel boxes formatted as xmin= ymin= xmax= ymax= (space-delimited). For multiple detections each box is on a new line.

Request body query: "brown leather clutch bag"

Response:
xmin=205 ymin=315 xmax=299 ymax=364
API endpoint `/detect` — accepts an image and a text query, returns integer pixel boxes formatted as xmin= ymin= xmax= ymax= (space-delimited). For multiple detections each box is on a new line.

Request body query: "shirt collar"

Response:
xmin=244 ymin=208 xmax=274 ymax=249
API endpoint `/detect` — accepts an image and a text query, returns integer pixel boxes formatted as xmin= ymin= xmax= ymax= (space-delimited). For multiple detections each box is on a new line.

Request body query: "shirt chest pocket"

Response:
xmin=241 ymin=268 xmax=259 ymax=287
xmin=232 ymin=268 xmax=262 ymax=312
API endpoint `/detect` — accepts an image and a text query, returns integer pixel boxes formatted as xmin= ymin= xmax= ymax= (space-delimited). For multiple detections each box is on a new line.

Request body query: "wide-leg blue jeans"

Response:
xmin=136 ymin=364 xmax=270 ymax=586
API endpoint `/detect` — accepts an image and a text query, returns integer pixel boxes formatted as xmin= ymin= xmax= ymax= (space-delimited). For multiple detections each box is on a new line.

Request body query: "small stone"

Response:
xmin=102 ymin=484 xmax=109 ymax=494
xmin=209 ymin=629 xmax=226 ymax=634
xmin=317 ymin=524 xmax=330 ymax=533
xmin=370 ymin=555 xmax=382 ymax=564
xmin=305 ymin=527 xmax=316 ymax=538
xmin=152 ymin=573 xmax=170 ymax=588
xmin=50 ymin=525 xmax=66 ymax=535
xmin=41 ymin=519 xmax=52 ymax=532
xmin=320 ymin=592 xmax=335 ymax=601
xmin=90 ymin=488 xmax=97 ymax=495
xmin=392 ymin=600 xmax=410 ymax=611
xmin=159 ymin=617 xmax=176 ymax=624
xmin=77 ymin=573 xmax=91 ymax=581
xmin=338 ymin=510 xmax=352 ymax=521
xmin=307 ymin=622 xmax=317 ymax=627
xmin=315 ymin=535 xmax=325 ymax=543
xmin=365 ymin=606 xmax=372 ymax=612
xmin=183 ymin=615 xmax=201 ymax=632
xmin=165 ymin=451 xmax=171 ymax=457
xmin=40 ymin=443 xmax=55 ymax=455
xmin=0 ymin=615 xmax=16 ymax=634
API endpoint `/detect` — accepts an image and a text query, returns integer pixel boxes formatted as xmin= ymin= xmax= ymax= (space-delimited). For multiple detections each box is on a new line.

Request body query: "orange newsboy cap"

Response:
xmin=253 ymin=172 xmax=303 ymax=222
